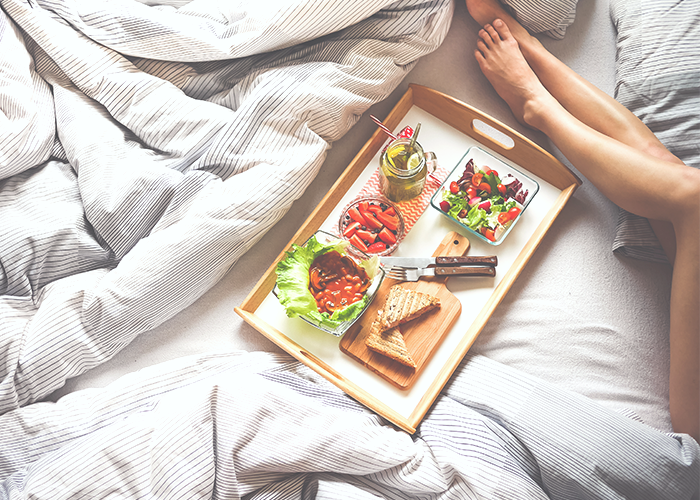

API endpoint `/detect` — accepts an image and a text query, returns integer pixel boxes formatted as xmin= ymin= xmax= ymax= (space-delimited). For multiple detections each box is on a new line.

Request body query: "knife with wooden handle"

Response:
xmin=380 ymin=255 xmax=497 ymax=268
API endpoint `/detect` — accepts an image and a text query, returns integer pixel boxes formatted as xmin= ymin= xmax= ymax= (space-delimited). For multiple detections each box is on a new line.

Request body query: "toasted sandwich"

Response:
xmin=365 ymin=311 xmax=416 ymax=368
xmin=380 ymin=285 xmax=440 ymax=331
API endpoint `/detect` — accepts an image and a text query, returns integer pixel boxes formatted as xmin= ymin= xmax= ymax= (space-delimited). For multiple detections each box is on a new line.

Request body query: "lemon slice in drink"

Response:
xmin=406 ymin=152 xmax=422 ymax=170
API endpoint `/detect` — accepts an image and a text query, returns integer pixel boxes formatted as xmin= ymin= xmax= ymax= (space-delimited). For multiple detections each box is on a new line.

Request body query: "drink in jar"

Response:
xmin=379 ymin=138 xmax=435 ymax=202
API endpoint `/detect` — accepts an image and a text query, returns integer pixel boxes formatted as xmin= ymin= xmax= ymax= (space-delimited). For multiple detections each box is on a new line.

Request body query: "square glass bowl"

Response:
xmin=430 ymin=146 xmax=539 ymax=246
xmin=273 ymin=230 xmax=385 ymax=337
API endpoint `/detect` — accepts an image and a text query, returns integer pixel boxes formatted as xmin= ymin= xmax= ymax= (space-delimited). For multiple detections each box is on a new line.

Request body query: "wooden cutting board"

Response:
xmin=339 ymin=231 xmax=470 ymax=390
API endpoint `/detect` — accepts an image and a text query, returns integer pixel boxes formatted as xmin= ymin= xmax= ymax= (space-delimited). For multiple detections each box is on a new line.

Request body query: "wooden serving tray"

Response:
xmin=236 ymin=84 xmax=581 ymax=434
xmin=340 ymin=232 xmax=470 ymax=389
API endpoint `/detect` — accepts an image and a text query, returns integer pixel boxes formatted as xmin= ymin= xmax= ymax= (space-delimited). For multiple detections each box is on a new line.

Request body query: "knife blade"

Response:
xmin=380 ymin=255 xmax=498 ymax=268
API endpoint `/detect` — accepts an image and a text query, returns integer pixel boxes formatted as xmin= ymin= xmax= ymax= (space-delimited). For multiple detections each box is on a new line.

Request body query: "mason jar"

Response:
xmin=379 ymin=138 xmax=437 ymax=203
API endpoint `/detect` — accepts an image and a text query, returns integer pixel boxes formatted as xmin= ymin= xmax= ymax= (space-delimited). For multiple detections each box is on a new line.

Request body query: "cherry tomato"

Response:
xmin=478 ymin=182 xmax=492 ymax=194
xmin=449 ymin=181 xmax=460 ymax=194
xmin=481 ymin=227 xmax=496 ymax=242
xmin=466 ymin=186 xmax=478 ymax=199
xmin=497 ymin=212 xmax=510 ymax=225
xmin=497 ymin=184 xmax=507 ymax=196
xmin=507 ymin=207 xmax=522 ymax=219
xmin=471 ymin=173 xmax=483 ymax=186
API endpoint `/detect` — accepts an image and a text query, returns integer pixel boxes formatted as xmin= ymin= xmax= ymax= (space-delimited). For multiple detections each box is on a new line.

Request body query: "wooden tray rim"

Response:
xmin=235 ymin=84 xmax=581 ymax=433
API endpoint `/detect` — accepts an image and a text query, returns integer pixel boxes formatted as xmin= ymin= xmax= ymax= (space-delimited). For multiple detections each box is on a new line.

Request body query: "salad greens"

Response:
xmin=275 ymin=234 xmax=379 ymax=329
xmin=438 ymin=158 xmax=526 ymax=242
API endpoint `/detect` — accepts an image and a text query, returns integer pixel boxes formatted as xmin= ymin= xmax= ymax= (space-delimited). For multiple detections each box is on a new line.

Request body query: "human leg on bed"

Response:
xmin=468 ymin=10 xmax=700 ymax=439
xmin=465 ymin=0 xmax=682 ymax=262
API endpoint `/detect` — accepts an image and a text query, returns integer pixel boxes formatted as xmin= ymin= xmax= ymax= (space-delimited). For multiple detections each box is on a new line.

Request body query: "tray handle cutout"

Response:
xmin=472 ymin=119 xmax=515 ymax=151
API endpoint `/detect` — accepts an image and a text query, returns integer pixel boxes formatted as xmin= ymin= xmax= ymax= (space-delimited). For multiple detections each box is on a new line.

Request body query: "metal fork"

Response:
xmin=385 ymin=266 xmax=495 ymax=281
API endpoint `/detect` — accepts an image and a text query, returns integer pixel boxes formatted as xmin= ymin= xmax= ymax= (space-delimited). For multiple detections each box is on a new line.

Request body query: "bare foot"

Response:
xmin=465 ymin=0 xmax=543 ymax=59
xmin=474 ymin=20 xmax=554 ymax=128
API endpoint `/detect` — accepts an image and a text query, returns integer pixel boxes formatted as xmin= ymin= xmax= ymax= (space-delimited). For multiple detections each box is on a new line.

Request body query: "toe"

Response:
xmin=493 ymin=18 xmax=512 ymax=40
xmin=485 ymin=23 xmax=500 ymax=42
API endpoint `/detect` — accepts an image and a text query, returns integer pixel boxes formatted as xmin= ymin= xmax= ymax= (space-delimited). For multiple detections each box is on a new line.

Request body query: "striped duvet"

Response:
xmin=0 ymin=0 xmax=698 ymax=498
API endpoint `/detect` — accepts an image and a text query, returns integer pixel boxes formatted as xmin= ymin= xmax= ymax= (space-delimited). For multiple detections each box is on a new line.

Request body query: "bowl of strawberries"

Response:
xmin=338 ymin=196 xmax=405 ymax=256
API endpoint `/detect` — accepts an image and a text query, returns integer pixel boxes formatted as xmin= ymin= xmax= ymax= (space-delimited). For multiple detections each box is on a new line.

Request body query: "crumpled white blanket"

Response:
xmin=0 ymin=0 xmax=453 ymax=412
xmin=1 ymin=351 xmax=697 ymax=499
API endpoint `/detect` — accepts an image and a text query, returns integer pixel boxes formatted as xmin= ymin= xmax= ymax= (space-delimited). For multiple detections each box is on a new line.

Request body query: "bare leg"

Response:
xmin=466 ymin=0 xmax=680 ymax=262
xmin=473 ymin=18 xmax=700 ymax=439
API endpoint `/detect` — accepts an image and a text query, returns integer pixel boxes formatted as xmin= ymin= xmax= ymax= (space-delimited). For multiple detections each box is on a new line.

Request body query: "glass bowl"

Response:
xmin=273 ymin=230 xmax=385 ymax=337
xmin=430 ymin=146 xmax=539 ymax=246
xmin=337 ymin=196 xmax=405 ymax=256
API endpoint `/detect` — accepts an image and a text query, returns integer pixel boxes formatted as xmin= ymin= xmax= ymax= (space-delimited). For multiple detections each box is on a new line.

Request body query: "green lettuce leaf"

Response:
xmin=275 ymin=234 xmax=378 ymax=329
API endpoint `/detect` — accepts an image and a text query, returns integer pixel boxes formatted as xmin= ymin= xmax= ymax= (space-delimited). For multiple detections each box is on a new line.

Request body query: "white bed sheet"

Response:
xmin=47 ymin=0 xmax=674 ymax=433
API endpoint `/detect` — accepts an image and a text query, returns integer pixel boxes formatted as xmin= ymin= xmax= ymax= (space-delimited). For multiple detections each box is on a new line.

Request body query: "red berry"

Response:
xmin=439 ymin=200 xmax=451 ymax=212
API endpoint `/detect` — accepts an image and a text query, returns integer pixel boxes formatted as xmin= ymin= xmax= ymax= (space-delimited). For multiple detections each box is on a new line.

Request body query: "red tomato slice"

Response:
xmin=378 ymin=227 xmax=397 ymax=245
xmin=360 ymin=211 xmax=383 ymax=230
xmin=355 ymin=229 xmax=376 ymax=243
xmin=347 ymin=207 xmax=365 ymax=224
xmin=481 ymin=228 xmax=496 ymax=242
xmin=478 ymin=182 xmax=492 ymax=194
xmin=497 ymin=212 xmax=510 ymax=225
xmin=376 ymin=211 xmax=399 ymax=231
xmin=349 ymin=233 xmax=369 ymax=252
xmin=366 ymin=242 xmax=387 ymax=253
xmin=342 ymin=221 xmax=361 ymax=237
xmin=471 ymin=173 xmax=483 ymax=187
xmin=508 ymin=207 xmax=522 ymax=219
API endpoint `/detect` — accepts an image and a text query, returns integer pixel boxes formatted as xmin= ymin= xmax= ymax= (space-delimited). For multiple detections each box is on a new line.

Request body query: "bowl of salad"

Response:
xmin=430 ymin=147 xmax=539 ymax=245
xmin=273 ymin=230 xmax=385 ymax=336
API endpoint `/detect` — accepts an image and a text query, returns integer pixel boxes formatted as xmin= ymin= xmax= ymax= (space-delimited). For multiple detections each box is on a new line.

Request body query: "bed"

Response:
xmin=1 ymin=0 xmax=698 ymax=498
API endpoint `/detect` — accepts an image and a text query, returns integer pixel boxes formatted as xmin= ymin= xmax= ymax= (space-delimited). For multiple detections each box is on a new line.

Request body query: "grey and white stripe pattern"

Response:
xmin=501 ymin=0 xmax=579 ymax=39
xmin=0 ymin=351 xmax=697 ymax=498
xmin=0 ymin=0 xmax=454 ymax=413
xmin=610 ymin=0 xmax=700 ymax=264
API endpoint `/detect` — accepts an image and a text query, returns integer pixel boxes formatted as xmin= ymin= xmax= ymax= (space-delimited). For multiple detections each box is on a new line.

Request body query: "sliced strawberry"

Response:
xmin=375 ymin=211 xmax=398 ymax=231
xmin=349 ymin=233 xmax=369 ymax=252
xmin=347 ymin=207 xmax=365 ymax=225
xmin=355 ymin=229 xmax=376 ymax=244
xmin=366 ymin=204 xmax=382 ymax=216
xmin=367 ymin=242 xmax=387 ymax=253
xmin=358 ymin=200 xmax=369 ymax=213
xmin=383 ymin=205 xmax=396 ymax=217
xmin=360 ymin=211 xmax=383 ymax=230
xmin=342 ymin=221 xmax=361 ymax=238
xmin=378 ymin=227 xmax=396 ymax=245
